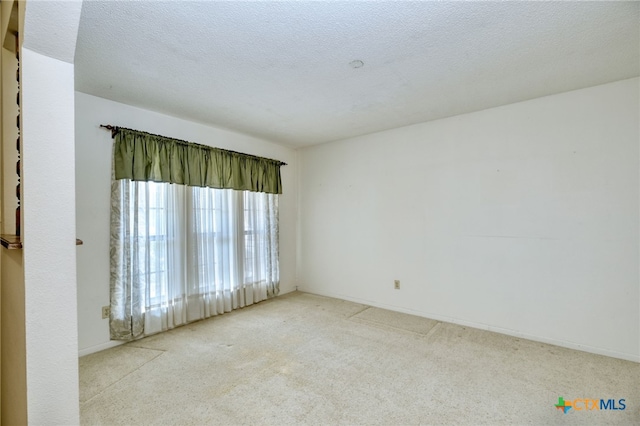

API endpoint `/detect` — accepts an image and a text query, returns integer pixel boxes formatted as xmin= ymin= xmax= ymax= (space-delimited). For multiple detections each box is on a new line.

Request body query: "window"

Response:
xmin=108 ymin=127 xmax=283 ymax=341
xmin=111 ymin=179 xmax=279 ymax=338
xmin=127 ymin=181 xmax=177 ymax=309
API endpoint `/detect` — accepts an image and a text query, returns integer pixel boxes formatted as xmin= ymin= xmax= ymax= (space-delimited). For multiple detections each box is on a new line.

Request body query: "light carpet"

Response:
xmin=80 ymin=291 xmax=639 ymax=425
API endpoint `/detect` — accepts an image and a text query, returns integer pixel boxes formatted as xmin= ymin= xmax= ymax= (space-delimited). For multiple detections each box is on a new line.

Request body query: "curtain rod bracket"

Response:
xmin=100 ymin=124 xmax=119 ymax=138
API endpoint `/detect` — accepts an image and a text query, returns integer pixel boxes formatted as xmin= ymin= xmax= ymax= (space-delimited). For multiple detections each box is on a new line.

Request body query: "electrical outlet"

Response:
xmin=102 ymin=306 xmax=110 ymax=319
xmin=394 ymin=280 xmax=400 ymax=290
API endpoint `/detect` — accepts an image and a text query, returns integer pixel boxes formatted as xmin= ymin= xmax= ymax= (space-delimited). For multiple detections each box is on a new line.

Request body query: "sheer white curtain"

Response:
xmin=185 ymin=188 xmax=279 ymax=322
xmin=110 ymin=179 xmax=279 ymax=340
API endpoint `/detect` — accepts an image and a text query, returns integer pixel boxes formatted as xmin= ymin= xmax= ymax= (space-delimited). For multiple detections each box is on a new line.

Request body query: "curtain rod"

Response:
xmin=99 ymin=124 xmax=287 ymax=166
xmin=100 ymin=124 xmax=119 ymax=138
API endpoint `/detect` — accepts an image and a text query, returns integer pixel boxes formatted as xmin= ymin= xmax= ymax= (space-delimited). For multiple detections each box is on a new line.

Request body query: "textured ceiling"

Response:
xmin=24 ymin=0 xmax=83 ymax=63
xmin=75 ymin=1 xmax=639 ymax=147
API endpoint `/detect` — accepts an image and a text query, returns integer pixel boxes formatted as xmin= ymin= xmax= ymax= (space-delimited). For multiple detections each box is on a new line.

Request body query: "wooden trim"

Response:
xmin=0 ymin=236 xmax=84 ymax=249
xmin=0 ymin=234 xmax=21 ymax=249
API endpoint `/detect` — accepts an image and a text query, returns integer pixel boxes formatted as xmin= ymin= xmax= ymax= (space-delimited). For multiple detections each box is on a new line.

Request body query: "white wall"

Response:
xmin=75 ymin=92 xmax=298 ymax=355
xmin=22 ymin=48 xmax=80 ymax=424
xmin=298 ymin=78 xmax=640 ymax=362
xmin=21 ymin=0 xmax=82 ymax=423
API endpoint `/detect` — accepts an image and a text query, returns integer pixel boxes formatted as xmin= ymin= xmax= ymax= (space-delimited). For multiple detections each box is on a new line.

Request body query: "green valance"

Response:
xmin=113 ymin=127 xmax=283 ymax=194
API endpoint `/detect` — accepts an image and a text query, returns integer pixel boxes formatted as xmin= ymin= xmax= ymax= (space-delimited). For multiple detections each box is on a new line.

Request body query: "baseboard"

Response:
xmin=78 ymin=340 xmax=125 ymax=357
xmin=279 ymin=286 xmax=297 ymax=296
xmin=298 ymin=287 xmax=640 ymax=363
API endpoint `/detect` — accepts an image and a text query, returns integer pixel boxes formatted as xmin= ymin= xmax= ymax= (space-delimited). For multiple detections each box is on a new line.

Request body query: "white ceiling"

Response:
xmin=24 ymin=0 xmax=83 ymax=64
xmin=75 ymin=1 xmax=639 ymax=148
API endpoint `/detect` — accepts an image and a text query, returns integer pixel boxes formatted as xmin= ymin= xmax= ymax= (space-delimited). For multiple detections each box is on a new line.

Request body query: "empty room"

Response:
xmin=1 ymin=0 xmax=638 ymax=425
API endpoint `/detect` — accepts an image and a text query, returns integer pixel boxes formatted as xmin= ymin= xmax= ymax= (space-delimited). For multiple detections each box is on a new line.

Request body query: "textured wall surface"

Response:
xmin=21 ymin=1 xmax=82 ymax=423
xmin=298 ymin=78 xmax=640 ymax=362
xmin=75 ymin=2 xmax=639 ymax=146
xmin=75 ymin=92 xmax=298 ymax=355
xmin=22 ymin=48 xmax=80 ymax=425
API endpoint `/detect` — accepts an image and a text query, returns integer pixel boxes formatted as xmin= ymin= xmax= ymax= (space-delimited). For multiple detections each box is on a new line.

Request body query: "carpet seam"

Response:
xmin=424 ymin=321 xmax=442 ymax=341
xmin=125 ymin=344 xmax=168 ymax=352
xmin=349 ymin=316 xmax=441 ymax=339
xmin=80 ymin=351 xmax=166 ymax=405
xmin=346 ymin=306 xmax=371 ymax=319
